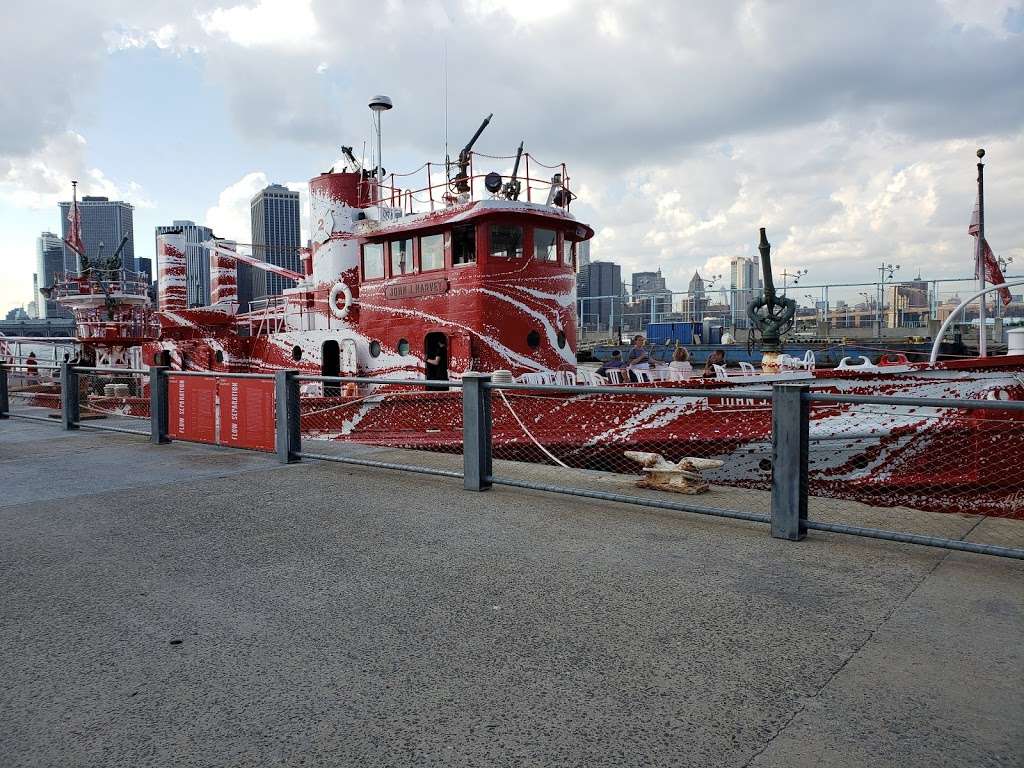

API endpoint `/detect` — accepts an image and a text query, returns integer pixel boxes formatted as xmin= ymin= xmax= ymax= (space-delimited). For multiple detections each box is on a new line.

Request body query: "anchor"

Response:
xmin=747 ymin=227 xmax=796 ymax=372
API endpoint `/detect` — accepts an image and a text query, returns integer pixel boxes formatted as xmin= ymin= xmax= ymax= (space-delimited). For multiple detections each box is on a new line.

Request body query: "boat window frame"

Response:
xmin=533 ymin=227 xmax=558 ymax=263
xmin=419 ymin=232 xmax=445 ymax=273
xmin=489 ymin=223 xmax=525 ymax=260
xmin=451 ymin=224 xmax=477 ymax=268
xmin=361 ymin=241 xmax=386 ymax=282
xmin=390 ymin=236 xmax=415 ymax=277
xmin=562 ymin=235 xmax=575 ymax=268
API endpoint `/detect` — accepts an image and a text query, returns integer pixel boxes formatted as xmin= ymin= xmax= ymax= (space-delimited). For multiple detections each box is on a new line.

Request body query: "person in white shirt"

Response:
xmin=668 ymin=345 xmax=693 ymax=377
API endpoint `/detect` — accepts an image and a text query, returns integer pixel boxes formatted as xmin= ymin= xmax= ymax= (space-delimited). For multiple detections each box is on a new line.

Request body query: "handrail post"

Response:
xmin=275 ymin=370 xmax=301 ymax=463
xmin=771 ymin=383 xmax=809 ymax=540
xmin=462 ymin=373 xmax=492 ymax=490
xmin=60 ymin=362 xmax=80 ymax=430
xmin=149 ymin=366 xmax=170 ymax=444
xmin=0 ymin=363 xmax=8 ymax=418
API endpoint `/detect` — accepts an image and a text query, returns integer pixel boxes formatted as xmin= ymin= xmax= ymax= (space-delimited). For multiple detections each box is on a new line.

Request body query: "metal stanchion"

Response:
xmin=462 ymin=373 xmax=493 ymax=491
xmin=770 ymin=383 xmax=808 ymax=540
xmin=275 ymin=369 xmax=301 ymax=464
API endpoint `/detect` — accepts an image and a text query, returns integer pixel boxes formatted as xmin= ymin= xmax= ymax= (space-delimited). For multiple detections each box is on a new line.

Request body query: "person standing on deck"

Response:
xmin=25 ymin=352 xmax=38 ymax=381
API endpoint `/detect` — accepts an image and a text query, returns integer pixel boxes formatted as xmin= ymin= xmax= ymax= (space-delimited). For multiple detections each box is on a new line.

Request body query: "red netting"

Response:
xmin=488 ymin=387 xmax=772 ymax=495
xmin=807 ymin=401 xmax=1024 ymax=519
xmin=298 ymin=379 xmax=464 ymax=468
xmin=76 ymin=371 xmax=151 ymax=421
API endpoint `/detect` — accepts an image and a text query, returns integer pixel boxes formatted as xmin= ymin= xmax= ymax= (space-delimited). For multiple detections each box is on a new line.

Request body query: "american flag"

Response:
xmin=64 ymin=182 xmax=85 ymax=260
xmin=969 ymin=194 xmax=1010 ymax=306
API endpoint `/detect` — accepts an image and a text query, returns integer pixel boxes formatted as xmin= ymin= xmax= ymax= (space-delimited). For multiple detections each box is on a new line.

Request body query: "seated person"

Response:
xmin=668 ymin=345 xmax=693 ymax=375
xmin=626 ymin=335 xmax=650 ymax=369
xmin=702 ymin=349 xmax=726 ymax=377
xmin=596 ymin=350 xmax=625 ymax=377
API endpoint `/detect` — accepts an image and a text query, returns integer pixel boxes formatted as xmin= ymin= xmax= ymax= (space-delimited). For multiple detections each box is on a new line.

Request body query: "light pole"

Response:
xmin=876 ymin=262 xmax=899 ymax=338
xmin=858 ymin=291 xmax=872 ymax=330
xmin=702 ymin=274 xmax=721 ymax=323
xmin=780 ymin=268 xmax=807 ymax=293
xmin=369 ymin=94 xmax=393 ymax=210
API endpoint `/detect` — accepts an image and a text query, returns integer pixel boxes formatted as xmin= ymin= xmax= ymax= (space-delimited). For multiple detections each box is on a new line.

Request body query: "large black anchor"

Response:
xmin=746 ymin=227 xmax=796 ymax=354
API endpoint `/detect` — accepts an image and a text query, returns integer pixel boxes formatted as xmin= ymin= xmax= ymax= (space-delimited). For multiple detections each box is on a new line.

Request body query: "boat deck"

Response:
xmin=1 ymin=418 xmax=1022 ymax=766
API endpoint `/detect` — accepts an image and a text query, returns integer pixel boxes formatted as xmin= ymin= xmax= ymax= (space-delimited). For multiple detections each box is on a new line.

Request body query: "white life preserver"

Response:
xmin=329 ymin=282 xmax=353 ymax=319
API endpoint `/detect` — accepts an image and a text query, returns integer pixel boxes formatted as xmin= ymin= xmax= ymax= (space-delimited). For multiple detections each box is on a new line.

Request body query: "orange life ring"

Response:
xmin=878 ymin=353 xmax=909 ymax=366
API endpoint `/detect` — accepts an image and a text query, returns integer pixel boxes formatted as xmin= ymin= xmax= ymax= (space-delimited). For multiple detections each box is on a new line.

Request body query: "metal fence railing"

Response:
xmin=2 ymin=364 xmax=1022 ymax=560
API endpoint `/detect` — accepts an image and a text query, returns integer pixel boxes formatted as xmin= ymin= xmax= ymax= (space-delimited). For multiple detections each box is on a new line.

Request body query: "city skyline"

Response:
xmin=1 ymin=1 xmax=1023 ymax=315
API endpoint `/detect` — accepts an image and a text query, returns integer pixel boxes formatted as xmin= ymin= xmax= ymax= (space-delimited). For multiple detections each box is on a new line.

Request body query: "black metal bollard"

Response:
xmin=60 ymin=362 xmax=80 ymax=430
xmin=275 ymin=370 xmax=301 ymax=464
xmin=461 ymin=373 xmax=493 ymax=491
xmin=149 ymin=366 xmax=170 ymax=444
xmin=770 ymin=383 xmax=809 ymax=540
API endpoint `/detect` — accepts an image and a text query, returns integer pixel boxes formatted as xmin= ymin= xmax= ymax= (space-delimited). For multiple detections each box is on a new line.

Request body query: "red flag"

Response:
xmin=980 ymin=238 xmax=1011 ymax=307
xmin=64 ymin=184 xmax=85 ymax=259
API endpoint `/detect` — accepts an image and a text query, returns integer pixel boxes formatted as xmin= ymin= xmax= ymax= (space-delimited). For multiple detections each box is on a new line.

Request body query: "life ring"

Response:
xmin=878 ymin=353 xmax=909 ymax=366
xmin=329 ymin=282 xmax=352 ymax=319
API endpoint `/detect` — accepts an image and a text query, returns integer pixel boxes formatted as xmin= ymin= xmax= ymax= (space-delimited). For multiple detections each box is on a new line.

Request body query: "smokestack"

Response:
xmin=157 ymin=231 xmax=187 ymax=312
xmin=210 ymin=241 xmax=239 ymax=306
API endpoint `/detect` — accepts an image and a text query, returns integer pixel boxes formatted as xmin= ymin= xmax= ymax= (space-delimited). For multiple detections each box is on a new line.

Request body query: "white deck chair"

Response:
xmin=712 ymin=364 xmax=729 ymax=380
xmin=738 ymin=361 xmax=756 ymax=375
xmin=605 ymin=368 xmax=627 ymax=385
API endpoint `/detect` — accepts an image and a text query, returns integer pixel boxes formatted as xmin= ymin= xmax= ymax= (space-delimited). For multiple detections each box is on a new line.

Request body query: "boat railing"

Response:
xmin=361 ymin=151 xmax=573 ymax=215
xmin=51 ymin=269 xmax=151 ymax=299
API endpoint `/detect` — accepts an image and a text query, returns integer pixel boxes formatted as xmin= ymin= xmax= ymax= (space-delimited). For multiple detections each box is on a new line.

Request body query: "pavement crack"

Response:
xmin=738 ymin=547 xmax=952 ymax=768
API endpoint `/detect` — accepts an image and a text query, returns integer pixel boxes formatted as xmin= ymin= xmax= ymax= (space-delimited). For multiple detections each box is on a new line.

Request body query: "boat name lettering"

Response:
xmin=385 ymin=279 xmax=449 ymax=300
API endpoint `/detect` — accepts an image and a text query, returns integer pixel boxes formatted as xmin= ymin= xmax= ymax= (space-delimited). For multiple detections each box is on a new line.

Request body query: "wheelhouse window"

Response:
xmin=391 ymin=238 xmax=413 ymax=276
xmin=452 ymin=225 xmax=476 ymax=265
xmin=420 ymin=234 xmax=444 ymax=271
xmin=534 ymin=228 xmax=557 ymax=262
xmin=490 ymin=225 xmax=523 ymax=259
xmin=562 ymin=239 xmax=575 ymax=267
xmin=362 ymin=242 xmax=385 ymax=280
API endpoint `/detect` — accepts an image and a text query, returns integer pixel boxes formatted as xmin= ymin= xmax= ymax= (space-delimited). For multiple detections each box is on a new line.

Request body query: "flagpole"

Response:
xmin=976 ymin=148 xmax=987 ymax=357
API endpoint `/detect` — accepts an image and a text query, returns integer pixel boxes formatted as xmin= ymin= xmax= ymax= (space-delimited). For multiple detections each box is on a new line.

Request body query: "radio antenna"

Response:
xmin=443 ymin=40 xmax=449 ymax=178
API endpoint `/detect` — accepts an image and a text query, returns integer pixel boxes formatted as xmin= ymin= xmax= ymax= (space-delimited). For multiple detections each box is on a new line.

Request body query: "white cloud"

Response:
xmin=204 ymin=171 xmax=268 ymax=241
xmin=204 ymin=172 xmax=310 ymax=245
xmin=0 ymin=131 xmax=153 ymax=210
xmin=197 ymin=0 xmax=319 ymax=49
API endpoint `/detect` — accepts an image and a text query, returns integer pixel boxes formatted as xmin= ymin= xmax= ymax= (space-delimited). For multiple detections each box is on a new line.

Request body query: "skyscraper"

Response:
xmin=59 ymin=196 xmax=134 ymax=272
xmin=576 ymin=240 xmax=591 ymax=272
xmin=578 ymin=261 xmax=622 ymax=331
xmin=631 ymin=269 xmax=673 ymax=322
xmin=155 ymin=221 xmax=214 ymax=306
xmin=729 ymin=256 xmax=761 ymax=328
xmin=36 ymin=232 xmax=71 ymax=319
xmin=250 ymin=184 xmax=301 ymax=300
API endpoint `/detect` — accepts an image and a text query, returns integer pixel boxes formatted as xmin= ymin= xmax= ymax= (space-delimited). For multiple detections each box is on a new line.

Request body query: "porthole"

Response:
xmin=556 ymin=330 xmax=566 ymax=349
xmin=291 ymin=345 xmax=302 ymax=361
xmin=152 ymin=351 xmax=162 ymax=365
xmin=215 ymin=350 xmax=225 ymax=363
xmin=397 ymin=338 xmax=410 ymax=356
xmin=758 ymin=458 xmax=772 ymax=472
xmin=527 ymin=330 xmax=541 ymax=349
xmin=369 ymin=340 xmax=381 ymax=358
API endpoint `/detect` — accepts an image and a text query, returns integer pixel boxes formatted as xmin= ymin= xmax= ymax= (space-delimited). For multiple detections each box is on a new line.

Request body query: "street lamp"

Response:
xmin=858 ymin=291 xmax=871 ymax=330
xmin=876 ymin=262 xmax=899 ymax=337
xmin=780 ymin=268 xmax=808 ymax=292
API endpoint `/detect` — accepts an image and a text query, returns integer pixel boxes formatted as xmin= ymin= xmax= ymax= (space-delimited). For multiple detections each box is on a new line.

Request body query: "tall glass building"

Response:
xmin=155 ymin=221 xmax=214 ymax=307
xmin=36 ymin=231 xmax=71 ymax=319
xmin=59 ymin=196 xmax=135 ymax=273
xmin=250 ymin=184 xmax=301 ymax=302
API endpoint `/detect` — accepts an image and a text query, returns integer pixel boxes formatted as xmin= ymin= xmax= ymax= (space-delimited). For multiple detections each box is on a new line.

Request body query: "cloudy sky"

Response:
xmin=1 ymin=0 xmax=1022 ymax=314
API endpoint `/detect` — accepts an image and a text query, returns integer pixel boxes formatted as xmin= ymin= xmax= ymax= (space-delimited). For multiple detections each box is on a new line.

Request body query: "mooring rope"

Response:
xmin=496 ymin=389 xmax=570 ymax=468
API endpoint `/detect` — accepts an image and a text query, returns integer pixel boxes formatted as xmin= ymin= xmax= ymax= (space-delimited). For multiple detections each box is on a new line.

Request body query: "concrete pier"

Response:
xmin=1 ymin=419 xmax=1021 ymax=767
